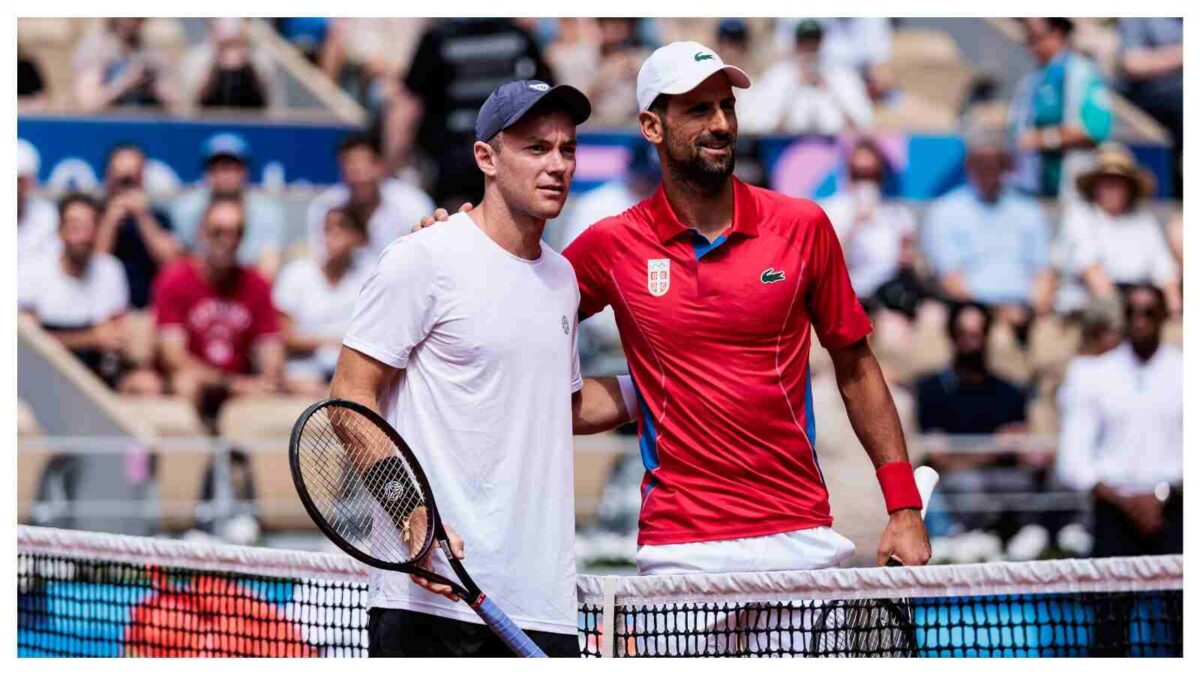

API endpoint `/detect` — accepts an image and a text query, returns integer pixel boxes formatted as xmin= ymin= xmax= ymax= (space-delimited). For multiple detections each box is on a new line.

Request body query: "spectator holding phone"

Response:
xmin=72 ymin=18 xmax=181 ymax=113
xmin=97 ymin=144 xmax=182 ymax=309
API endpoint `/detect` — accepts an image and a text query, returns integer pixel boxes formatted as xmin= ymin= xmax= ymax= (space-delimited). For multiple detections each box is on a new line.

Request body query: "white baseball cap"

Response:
xmin=636 ymin=41 xmax=751 ymax=113
xmin=18 ymin=138 xmax=40 ymax=178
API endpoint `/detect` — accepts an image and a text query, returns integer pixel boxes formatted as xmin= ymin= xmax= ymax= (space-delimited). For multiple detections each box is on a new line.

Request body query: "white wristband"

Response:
xmin=617 ymin=375 xmax=640 ymax=422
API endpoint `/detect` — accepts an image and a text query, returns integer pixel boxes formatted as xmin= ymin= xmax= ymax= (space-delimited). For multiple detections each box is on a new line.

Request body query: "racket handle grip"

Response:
xmin=473 ymin=596 xmax=547 ymax=657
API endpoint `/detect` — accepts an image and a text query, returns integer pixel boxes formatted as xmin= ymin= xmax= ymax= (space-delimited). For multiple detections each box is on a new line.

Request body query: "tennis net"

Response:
xmin=18 ymin=525 xmax=1182 ymax=658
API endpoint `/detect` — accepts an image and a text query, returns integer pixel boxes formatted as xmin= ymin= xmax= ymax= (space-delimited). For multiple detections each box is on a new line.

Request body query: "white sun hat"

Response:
xmin=636 ymin=41 xmax=752 ymax=113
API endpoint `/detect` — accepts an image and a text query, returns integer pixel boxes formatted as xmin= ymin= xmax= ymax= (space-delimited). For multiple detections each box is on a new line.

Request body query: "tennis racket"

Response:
xmin=289 ymin=398 xmax=547 ymax=657
xmin=809 ymin=465 xmax=940 ymax=657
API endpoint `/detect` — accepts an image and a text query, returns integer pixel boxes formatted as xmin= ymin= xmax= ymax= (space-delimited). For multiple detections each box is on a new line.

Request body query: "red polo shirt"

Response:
xmin=563 ymin=178 xmax=872 ymax=546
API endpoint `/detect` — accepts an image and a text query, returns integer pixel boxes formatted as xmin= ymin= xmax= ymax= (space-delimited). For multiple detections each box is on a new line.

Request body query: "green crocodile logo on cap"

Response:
xmin=694 ymin=52 xmax=715 ymax=62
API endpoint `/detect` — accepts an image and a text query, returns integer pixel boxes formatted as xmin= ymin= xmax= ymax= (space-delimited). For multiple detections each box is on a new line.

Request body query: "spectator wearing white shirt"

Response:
xmin=1055 ymin=283 xmax=1182 ymax=557
xmin=18 ymin=139 xmax=60 ymax=272
xmin=18 ymin=193 xmax=162 ymax=394
xmin=274 ymin=207 xmax=370 ymax=395
xmin=741 ymin=19 xmax=873 ymax=135
xmin=306 ymin=132 xmax=435 ymax=263
xmin=1053 ymin=143 xmax=1180 ymax=316
xmin=774 ymin=18 xmax=894 ymax=101
xmin=819 ymin=137 xmax=917 ymax=302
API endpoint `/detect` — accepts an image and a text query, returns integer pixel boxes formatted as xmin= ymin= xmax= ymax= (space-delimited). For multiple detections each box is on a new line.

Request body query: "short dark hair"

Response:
xmin=338 ymin=131 xmax=381 ymax=158
xmin=946 ymin=301 xmax=993 ymax=341
xmin=1044 ymin=18 xmax=1075 ymax=37
xmin=57 ymin=192 xmax=100 ymax=223
xmin=104 ymin=142 xmax=145 ymax=170
xmin=325 ymin=205 xmax=368 ymax=237
xmin=647 ymin=94 xmax=671 ymax=129
xmin=1120 ymin=282 xmax=1167 ymax=314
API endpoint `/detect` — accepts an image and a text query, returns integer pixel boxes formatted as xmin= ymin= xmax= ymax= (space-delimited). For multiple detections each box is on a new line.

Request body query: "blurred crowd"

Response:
xmin=17 ymin=16 xmax=1183 ymax=559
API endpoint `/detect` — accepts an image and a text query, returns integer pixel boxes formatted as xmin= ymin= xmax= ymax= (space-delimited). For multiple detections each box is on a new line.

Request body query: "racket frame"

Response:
xmin=289 ymin=398 xmax=482 ymax=603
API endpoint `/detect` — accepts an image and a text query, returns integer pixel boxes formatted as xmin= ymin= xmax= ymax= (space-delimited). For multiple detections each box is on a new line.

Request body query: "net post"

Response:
xmin=601 ymin=575 xmax=617 ymax=658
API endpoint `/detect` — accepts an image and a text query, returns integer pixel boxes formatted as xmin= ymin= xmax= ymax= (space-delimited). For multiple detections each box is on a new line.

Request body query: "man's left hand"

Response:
xmin=876 ymin=508 xmax=932 ymax=566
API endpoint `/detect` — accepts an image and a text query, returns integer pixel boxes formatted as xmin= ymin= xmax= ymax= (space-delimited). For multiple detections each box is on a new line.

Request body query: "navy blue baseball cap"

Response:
xmin=475 ymin=80 xmax=591 ymax=142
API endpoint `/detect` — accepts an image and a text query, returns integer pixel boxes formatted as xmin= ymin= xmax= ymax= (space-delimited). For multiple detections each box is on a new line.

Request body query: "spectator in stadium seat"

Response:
xmin=18 ymin=139 xmax=60 ymax=272
xmin=1055 ymin=283 xmax=1182 ymax=556
xmin=181 ymin=18 xmax=275 ymax=111
xmin=1117 ymin=18 xmax=1182 ymax=197
xmin=17 ymin=48 xmax=49 ymax=109
xmin=274 ymin=207 xmax=370 ymax=395
xmin=1010 ymin=18 xmax=1112 ymax=202
xmin=172 ymin=133 xmax=285 ymax=281
xmin=922 ymin=129 xmax=1054 ymax=338
xmin=915 ymin=302 xmax=1032 ymax=539
xmin=819 ymin=137 xmax=918 ymax=304
xmin=306 ymin=132 xmax=434 ymax=263
xmin=388 ymin=18 xmax=553 ymax=207
xmin=774 ymin=18 xmax=894 ymax=102
xmin=580 ymin=19 xmax=650 ymax=127
xmin=72 ymin=18 xmax=181 ymax=113
xmin=97 ymin=143 xmax=182 ymax=310
xmin=154 ymin=196 xmax=285 ymax=422
xmin=739 ymin=19 xmax=873 ymax=135
xmin=1052 ymin=143 xmax=1181 ymax=317
xmin=19 ymin=193 xmax=162 ymax=394
xmin=714 ymin=19 xmax=752 ymax=74
xmin=545 ymin=18 xmax=602 ymax=95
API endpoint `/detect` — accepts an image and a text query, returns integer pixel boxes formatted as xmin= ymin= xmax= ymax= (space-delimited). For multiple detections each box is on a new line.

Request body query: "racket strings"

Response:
xmin=296 ymin=406 xmax=430 ymax=565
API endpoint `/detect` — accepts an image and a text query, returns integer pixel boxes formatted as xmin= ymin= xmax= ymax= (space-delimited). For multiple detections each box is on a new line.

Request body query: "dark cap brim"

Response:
xmin=502 ymin=84 xmax=592 ymax=135
xmin=205 ymin=152 xmax=247 ymax=166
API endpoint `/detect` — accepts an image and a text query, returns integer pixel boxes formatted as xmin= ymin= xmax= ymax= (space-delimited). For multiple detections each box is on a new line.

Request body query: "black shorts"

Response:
xmin=367 ymin=607 xmax=581 ymax=658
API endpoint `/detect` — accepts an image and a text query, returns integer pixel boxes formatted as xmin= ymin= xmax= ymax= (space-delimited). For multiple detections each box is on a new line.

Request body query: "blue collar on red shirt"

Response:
xmin=645 ymin=176 xmax=760 ymax=243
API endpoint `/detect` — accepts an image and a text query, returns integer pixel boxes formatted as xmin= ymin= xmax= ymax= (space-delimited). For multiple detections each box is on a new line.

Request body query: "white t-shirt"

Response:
xmin=1056 ymin=343 xmax=1182 ymax=493
xmin=18 ymin=253 xmax=130 ymax=328
xmin=820 ymin=189 xmax=916 ymax=298
xmin=18 ymin=198 xmax=61 ymax=270
xmin=342 ymin=213 xmax=583 ymax=635
xmin=306 ymin=178 xmax=436 ymax=263
xmin=1053 ymin=204 xmax=1179 ymax=313
xmin=273 ymin=257 xmax=370 ymax=379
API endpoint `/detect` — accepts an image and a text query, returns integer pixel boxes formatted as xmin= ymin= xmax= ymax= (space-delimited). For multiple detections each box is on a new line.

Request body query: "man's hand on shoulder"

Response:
xmin=412 ymin=202 xmax=474 ymax=233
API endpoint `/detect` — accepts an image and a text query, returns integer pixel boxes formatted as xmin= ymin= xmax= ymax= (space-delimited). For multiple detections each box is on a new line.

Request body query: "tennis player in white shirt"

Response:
xmin=330 ymin=80 xmax=633 ymax=657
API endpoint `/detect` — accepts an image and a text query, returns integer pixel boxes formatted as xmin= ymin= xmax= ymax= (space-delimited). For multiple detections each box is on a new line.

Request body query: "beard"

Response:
xmin=952 ymin=348 xmax=987 ymax=375
xmin=662 ymin=125 xmax=736 ymax=193
xmin=64 ymin=247 xmax=92 ymax=271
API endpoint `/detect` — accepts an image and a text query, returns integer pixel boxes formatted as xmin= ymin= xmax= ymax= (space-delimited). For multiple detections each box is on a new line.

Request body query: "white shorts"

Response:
xmin=636 ymin=527 xmax=856 ymax=575
xmin=630 ymin=528 xmax=857 ymax=656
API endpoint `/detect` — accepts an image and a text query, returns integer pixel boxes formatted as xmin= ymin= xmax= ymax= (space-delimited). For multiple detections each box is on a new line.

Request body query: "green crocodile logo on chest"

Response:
xmin=760 ymin=267 xmax=786 ymax=284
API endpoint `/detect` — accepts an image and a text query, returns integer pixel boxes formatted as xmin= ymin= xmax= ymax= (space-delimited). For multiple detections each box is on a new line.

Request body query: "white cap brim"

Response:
xmin=641 ymin=64 xmax=752 ymax=111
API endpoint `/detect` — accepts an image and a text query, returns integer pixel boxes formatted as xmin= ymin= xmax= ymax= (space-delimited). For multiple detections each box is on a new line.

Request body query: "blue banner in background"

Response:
xmin=18 ymin=115 xmax=354 ymax=192
xmin=18 ymin=115 xmax=1175 ymax=200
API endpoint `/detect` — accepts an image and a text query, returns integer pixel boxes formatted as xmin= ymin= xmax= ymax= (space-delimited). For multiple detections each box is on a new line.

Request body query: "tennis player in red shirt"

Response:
xmin=418 ymin=42 xmax=929 ymax=578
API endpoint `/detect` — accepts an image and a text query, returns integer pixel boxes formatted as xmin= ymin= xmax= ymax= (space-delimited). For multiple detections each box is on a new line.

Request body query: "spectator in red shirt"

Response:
xmin=153 ymin=195 xmax=285 ymax=421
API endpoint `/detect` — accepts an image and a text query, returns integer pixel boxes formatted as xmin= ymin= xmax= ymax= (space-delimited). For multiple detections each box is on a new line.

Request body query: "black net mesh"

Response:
xmin=17 ymin=528 xmax=1183 ymax=658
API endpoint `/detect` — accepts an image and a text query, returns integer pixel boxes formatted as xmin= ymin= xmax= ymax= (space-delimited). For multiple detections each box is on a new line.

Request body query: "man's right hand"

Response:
xmin=412 ymin=202 xmax=473 ymax=233
xmin=405 ymin=506 xmax=466 ymax=602
xmin=1120 ymin=493 xmax=1165 ymax=537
